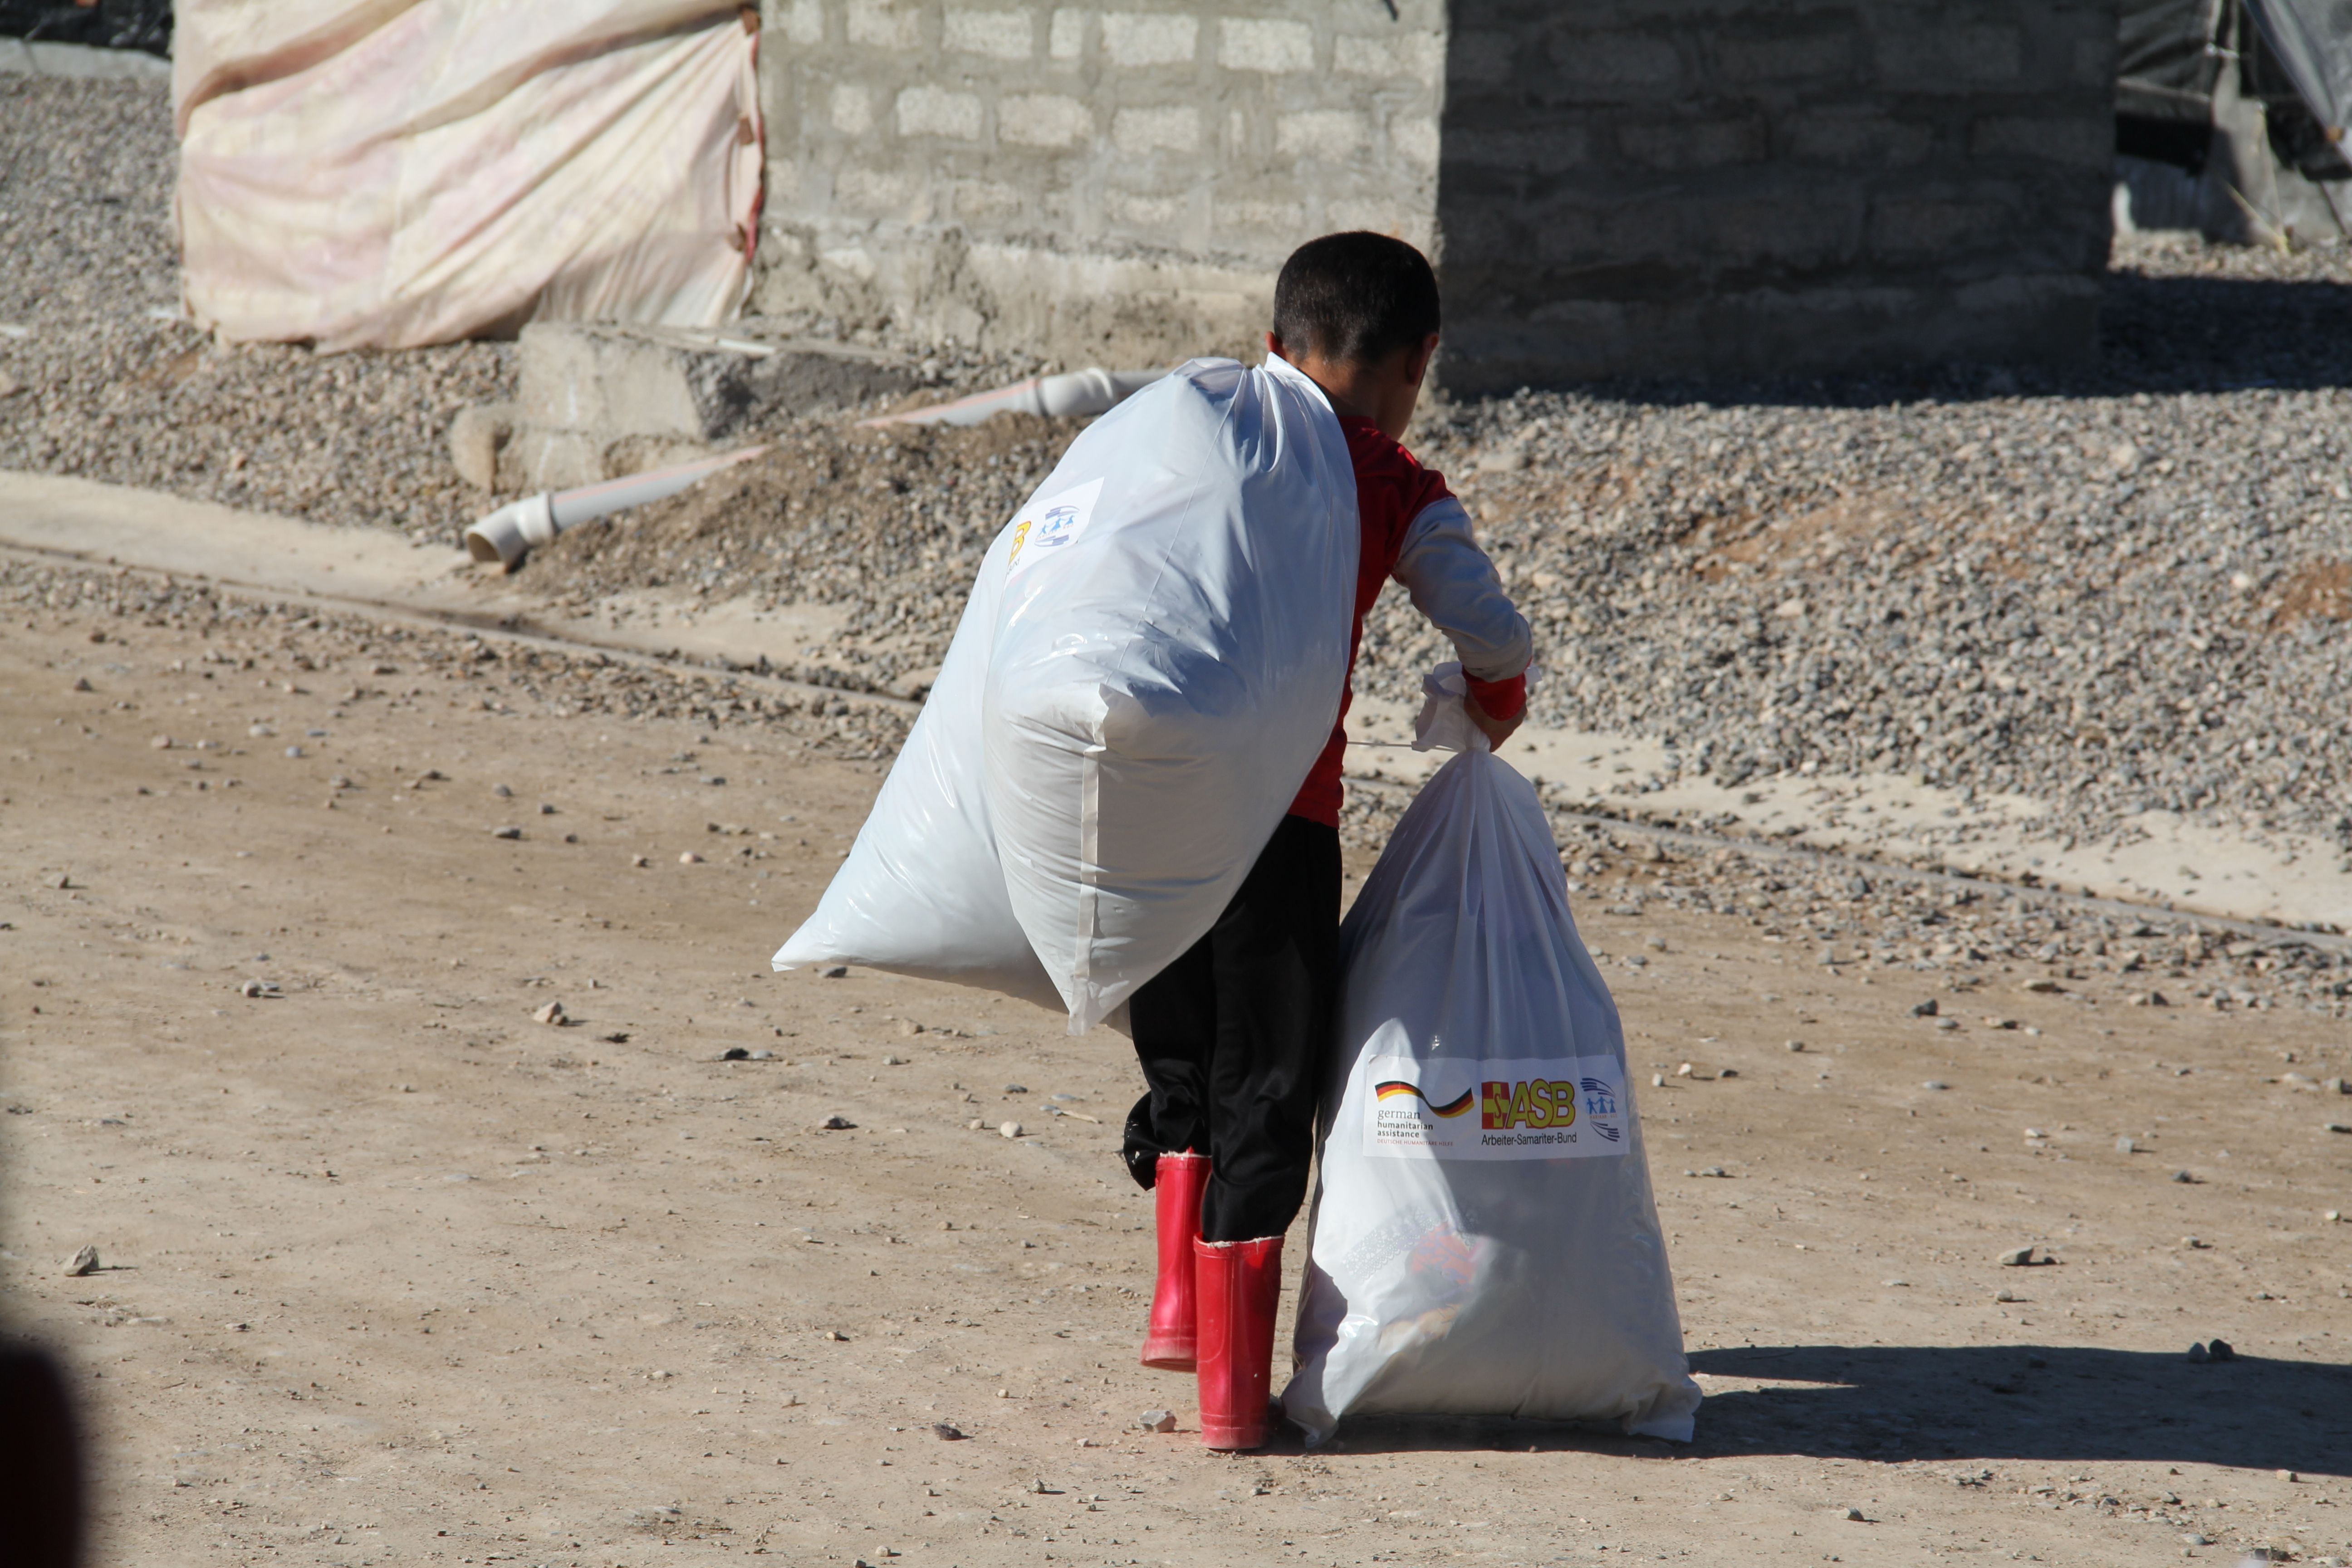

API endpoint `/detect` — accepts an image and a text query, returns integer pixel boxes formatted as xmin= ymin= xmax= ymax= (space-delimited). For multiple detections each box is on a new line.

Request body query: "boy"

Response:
xmin=1121 ymin=232 xmax=1533 ymax=1449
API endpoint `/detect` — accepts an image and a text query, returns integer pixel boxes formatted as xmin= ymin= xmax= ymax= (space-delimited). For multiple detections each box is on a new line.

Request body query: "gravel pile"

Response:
xmin=1340 ymin=777 xmax=2349 ymax=1017
xmin=0 ymin=75 xmax=1033 ymax=539
xmin=542 ymin=239 xmax=2352 ymax=887
xmin=524 ymin=414 xmax=1076 ymax=696
xmin=1387 ymin=231 xmax=2352 ymax=871
xmin=0 ymin=77 xmax=516 ymax=535
xmin=6 ymin=69 xmax=2346 ymax=889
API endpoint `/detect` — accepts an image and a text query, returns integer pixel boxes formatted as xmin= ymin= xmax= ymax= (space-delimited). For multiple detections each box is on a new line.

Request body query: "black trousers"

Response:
xmin=1122 ymin=813 xmax=1339 ymax=1243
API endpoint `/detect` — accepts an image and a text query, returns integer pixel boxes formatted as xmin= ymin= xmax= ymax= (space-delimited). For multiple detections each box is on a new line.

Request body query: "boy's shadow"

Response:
xmin=1303 ymin=1343 xmax=2352 ymax=1476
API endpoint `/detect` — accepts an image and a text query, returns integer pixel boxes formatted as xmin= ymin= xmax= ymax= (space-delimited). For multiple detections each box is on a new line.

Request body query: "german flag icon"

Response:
xmin=1374 ymin=1080 xmax=1475 ymax=1118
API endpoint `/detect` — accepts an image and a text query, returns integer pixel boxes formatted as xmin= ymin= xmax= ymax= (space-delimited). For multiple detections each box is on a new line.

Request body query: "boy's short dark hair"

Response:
xmin=1272 ymin=232 xmax=1441 ymax=367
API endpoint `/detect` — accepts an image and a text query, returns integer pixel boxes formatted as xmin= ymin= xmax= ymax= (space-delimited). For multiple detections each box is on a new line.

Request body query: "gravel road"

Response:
xmin=11 ymin=74 xmax=2349 ymax=1568
xmin=15 ymin=549 xmax=2342 ymax=1011
xmin=6 ymin=74 xmax=2349 ymax=908
xmin=14 ymin=557 xmax=2351 ymax=1568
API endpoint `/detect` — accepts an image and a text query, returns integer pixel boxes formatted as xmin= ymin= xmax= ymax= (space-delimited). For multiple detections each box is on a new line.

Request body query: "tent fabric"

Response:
xmin=2119 ymin=0 xmax=2229 ymax=121
xmin=2244 ymin=0 xmax=2352 ymax=136
xmin=173 ymin=0 xmax=761 ymax=351
xmin=2114 ymin=0 xmax=2352 ymax=141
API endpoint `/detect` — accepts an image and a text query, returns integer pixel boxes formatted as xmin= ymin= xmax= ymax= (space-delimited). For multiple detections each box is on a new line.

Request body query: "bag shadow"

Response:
xmin=1301 ymin=1342 xmax=2351 ymax=1474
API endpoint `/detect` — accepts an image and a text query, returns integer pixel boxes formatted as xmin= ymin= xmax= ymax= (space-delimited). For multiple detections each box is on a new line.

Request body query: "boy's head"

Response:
xmin=1266 ymin=232 xmax=1441 ymax=441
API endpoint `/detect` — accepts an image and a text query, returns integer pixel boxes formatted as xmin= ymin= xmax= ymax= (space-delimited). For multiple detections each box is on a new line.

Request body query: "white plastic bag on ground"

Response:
xmin=1283 ymin=672 xmax=1700 ymax=1443
xmin=775 ymin=355 xmax=1359 ymax=1033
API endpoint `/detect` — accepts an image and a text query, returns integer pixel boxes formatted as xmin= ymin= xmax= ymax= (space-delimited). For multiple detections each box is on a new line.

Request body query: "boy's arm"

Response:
xmin=1392 ymin=495 xmax=1534 ymax=721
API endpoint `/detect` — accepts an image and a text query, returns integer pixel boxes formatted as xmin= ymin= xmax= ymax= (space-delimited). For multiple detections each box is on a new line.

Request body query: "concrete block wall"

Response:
xmin=754 ymin=0 xmax=1445 ymax=366
xmin=1433 ymin=0 xmax=2117 ymax=392
xmin=753 ymin=0 xmax=2117 ymax=388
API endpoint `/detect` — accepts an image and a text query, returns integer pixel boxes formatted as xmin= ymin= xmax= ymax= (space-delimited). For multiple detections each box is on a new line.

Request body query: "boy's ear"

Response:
xmin=1405 ymin=332 xmax=1440 ymax=387
xmin=1264 ymin=331 xmax=1289 ymax=364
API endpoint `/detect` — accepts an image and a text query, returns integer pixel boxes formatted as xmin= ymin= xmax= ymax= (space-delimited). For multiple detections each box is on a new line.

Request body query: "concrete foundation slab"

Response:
xmin=500 ymin=322 xmax=917 ymax=490
xmin=0 ymin=38 xmax=173 ymax=81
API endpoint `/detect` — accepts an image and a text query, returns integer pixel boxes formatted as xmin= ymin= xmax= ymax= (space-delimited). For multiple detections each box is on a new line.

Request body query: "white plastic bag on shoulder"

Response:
xmin=774 ymin=354 xmax=1359 ymax=1033
xmin=1283 ymin=672 xmax=1700 ymax=1444
xmin=769 ymin=527 xmax=1066 ymax=1011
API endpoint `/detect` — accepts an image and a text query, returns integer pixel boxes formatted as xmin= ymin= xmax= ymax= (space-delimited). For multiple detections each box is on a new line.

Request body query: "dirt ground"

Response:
xmin=4 ymin=566 xmax=2350 ymax=1568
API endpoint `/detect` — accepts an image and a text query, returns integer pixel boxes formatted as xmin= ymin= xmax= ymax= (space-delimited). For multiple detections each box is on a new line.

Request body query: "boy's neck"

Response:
xmin=1264 ymin=332 xmax=1438 ymax=442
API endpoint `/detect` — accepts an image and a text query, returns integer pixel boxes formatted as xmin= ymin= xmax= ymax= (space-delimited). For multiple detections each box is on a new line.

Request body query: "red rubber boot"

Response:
xmin=1139 ymin=1152 xmax=1211 ymax=1370
xmin=1192 ymin=1234 xmax=1283 ymax=1450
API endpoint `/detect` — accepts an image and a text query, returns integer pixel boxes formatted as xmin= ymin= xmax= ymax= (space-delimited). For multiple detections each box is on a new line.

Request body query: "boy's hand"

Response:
xmin=1465 ymin=695 xmax=1522 ymax=751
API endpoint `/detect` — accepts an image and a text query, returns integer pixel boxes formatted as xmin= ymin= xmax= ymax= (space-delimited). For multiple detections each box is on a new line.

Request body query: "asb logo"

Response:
xmin=1374 ymin=1080 xmax=1475 ymax=1118
xmin=1364 ymin=1053 xmax=1626 ymax=1162
xmin=1480 ymin=1077 xmax=1578 ymax=1132
xmin=1033 ymin=503 xmax=1083 ymax=549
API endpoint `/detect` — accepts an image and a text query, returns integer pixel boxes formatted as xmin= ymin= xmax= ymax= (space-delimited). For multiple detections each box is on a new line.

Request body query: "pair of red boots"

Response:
xmin=1137 ymin=1152 xmax=1282 ymax=1450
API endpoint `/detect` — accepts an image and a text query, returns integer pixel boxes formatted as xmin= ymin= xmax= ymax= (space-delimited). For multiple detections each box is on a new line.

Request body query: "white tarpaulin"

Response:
xmin=173 ymin=0 xmax=762 ymax=351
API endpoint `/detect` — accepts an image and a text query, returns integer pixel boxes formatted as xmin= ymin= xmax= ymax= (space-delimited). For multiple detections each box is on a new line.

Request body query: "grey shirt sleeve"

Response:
xmin=1391 ymin=495 xmax=1533 ymax=682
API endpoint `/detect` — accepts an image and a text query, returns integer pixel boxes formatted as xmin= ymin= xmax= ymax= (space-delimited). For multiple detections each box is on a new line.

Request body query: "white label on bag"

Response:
xmin=1004 ymin=477 xmax=1104 ymax=578
xmin=1363 ymin=1054 xmax=1629 ymax=1160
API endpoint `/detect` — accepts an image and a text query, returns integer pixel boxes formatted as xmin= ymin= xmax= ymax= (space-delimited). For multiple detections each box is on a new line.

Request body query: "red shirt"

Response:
xmin=1287 ymin=418 xmax=1527 ymax=828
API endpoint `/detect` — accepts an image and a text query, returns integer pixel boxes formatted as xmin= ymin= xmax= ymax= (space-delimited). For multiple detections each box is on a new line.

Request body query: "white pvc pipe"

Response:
xmin=862 ymin=367 xmax=1165 ymax=428
xmin=464 ymin=445 xmax=768 ymax=569
xmin=465 ymin=492 xmax=557 ymax=568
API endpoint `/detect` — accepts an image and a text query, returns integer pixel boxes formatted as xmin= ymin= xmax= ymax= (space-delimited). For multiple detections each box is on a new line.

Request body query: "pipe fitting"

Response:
xmin=463 ymin=492 xmax=557 ymax=568
xmin=461 ymin=445 xmax=768 ymax=570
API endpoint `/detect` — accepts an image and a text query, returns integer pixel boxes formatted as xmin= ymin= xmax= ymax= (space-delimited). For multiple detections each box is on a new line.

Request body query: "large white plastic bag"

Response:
xmin=770 ymin=533 xmax=1064 ymax=1012
xmin=775 ymin=354 xmax=1357 ymax=1032
xmin=984 ymin=354 xmax=1357 ymax=1032
xmin=1284 ymin=712 xmax=1701 ymax=1444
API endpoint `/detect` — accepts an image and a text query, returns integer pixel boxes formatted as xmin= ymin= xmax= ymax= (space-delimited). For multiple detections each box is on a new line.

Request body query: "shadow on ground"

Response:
xmin=2100 ymin=272 xmax=2352 ymax=396
xmin=1306 ymin=1344 xmax=2352 ymax=1474
xmin=1548 ymin=271 xmax=2352 ymax=411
